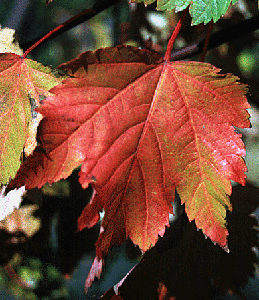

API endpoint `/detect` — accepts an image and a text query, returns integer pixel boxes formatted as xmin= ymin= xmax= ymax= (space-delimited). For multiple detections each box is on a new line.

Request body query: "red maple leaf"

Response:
xmin=8 ymin=46 xmax=250 ymax=259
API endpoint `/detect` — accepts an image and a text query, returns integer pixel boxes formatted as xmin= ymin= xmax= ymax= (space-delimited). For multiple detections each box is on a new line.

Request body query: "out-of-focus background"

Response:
xmin=0 ymin=0 xmax=259 ymax=299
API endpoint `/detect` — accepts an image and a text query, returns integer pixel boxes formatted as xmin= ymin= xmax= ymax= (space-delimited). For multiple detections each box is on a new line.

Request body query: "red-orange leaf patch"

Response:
xmin=8 ymin=46 xmax=250 ymax=255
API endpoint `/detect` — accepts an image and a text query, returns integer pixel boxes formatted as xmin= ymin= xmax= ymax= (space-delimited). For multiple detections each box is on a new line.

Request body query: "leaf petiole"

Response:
xmin=164 ymin=8 xmax=188 ymax=62
xmin=23 ymin=23 xmax=65 ymax=58
xmin=23 ymin=0 xmax=120 ymax=58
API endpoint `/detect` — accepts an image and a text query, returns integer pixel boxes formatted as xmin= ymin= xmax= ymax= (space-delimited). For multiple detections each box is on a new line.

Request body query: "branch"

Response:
xmin=171 ymin=14 xmax=259 ymax=61
xmin=20 ymin=5 xmax=259 ymax=61
xmin=20 ymin=0 xmax=120 ymax=51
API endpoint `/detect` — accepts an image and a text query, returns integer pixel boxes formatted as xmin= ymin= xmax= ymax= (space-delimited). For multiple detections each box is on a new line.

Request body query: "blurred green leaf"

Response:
xmin=42 ymin=180 xmax=70 ymax=197
xmin=132 ymin=0 xmax=239 ymax=25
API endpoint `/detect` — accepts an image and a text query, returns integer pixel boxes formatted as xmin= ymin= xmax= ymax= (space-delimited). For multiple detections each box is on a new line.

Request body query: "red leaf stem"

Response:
xmin=23 ymin=24 xmax=64 ymax=58
xmin=23 ymin=8 xmax=95 ymax=58
xmin=164 ymin=9 xmax=188 ymax=62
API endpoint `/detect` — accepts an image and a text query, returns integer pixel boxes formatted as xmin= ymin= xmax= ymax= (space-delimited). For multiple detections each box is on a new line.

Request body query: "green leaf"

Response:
xmin=132 ymin=0 xmax=240 ymax=25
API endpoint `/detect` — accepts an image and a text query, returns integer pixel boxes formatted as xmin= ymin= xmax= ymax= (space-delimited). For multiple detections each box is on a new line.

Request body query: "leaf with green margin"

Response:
xmin=132 ymin=0 xmax=239 ymax=25
xmin=8 ymin=46 xmax=250 ymax=252
xmin=0 ymin=53 xmax=63 ymax=185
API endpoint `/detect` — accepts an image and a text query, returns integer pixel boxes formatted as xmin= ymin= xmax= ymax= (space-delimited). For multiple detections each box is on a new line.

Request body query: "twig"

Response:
xmin=20 ymin=7 xmax=259 ymax=62
xmin=171 ymin=14 xmax=259 ymax=61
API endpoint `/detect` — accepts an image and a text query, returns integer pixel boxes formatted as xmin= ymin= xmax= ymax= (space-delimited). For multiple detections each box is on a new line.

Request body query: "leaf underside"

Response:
xmin=132 ymin=0 xmax=239 ymax=25
xmin=8 ymin=46 xmax=250 ymax=259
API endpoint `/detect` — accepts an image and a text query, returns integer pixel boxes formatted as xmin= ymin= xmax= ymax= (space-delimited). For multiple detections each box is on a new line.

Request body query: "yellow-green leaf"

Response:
xmin=0 ymin=53 xmax=63 ymax=184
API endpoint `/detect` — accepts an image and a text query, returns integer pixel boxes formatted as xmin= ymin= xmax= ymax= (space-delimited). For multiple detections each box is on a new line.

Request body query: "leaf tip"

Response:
xmin=85 ymin=257 xmax=103 ymax=293
xmin=223 ymin=245 xmax=230 ymax=253
xmin=79 ymin=171 xmax=97 ymax=189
